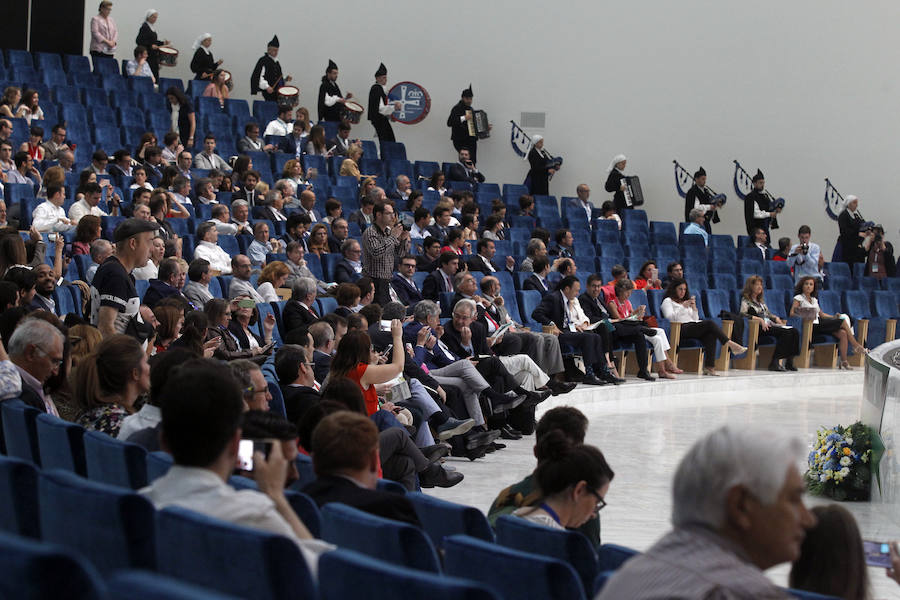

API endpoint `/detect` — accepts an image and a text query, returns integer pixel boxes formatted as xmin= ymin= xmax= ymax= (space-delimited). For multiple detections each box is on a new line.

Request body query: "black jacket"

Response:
xmin=282 ymin=300 xmax=319 ymax=334
xmin=334 ymin=259 xmax=361 ymax=284
xmin=532 ymin=290 xmax=566 ymax=327
xmin=190 ymin=48 xmax=217 ymax=80
xmin=522 ymin=274 xmax=549 ymax=296
xmin=390 ymin=273 xmax=422 ymax=306
xmin=301 ymin=475 xmax=420 ymax=526
xmin=441 ymin=320 xmax=491 ymax=359
xmin=421 ymin=270 xmax=452 ymax=302
xmin=447 ymin=162 xmax=484 ymax=185
xmin=312 ymin=350 xmax=332 ymax=384
xmin=281 ymin=385 xmax=319 ymax=425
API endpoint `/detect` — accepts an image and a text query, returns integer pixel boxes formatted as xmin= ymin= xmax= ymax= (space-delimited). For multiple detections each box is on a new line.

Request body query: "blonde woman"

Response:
xmin=257 ymin=261 xmax=290 ymax=302
xmin=739 ymin=275 xmax=800 ymax=371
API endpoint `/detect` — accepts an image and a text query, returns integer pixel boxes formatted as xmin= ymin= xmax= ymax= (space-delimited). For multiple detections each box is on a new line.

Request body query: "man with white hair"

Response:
xmin=682 ymin=207 xmax=709 ymax=246
xmin=8 ymin=317 xmax=63 ymax=414
xmin=387 ymin=174 xmax=411 ymax=204
xmin=598 ymin=425 xmax=816 ymax=599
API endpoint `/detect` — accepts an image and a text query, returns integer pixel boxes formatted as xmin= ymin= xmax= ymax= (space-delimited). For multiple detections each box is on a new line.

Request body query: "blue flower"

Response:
xmin=825 ymin=460 xmax=839 ymax=471
xmin=826 ymin=433 xmax=842 ymax=443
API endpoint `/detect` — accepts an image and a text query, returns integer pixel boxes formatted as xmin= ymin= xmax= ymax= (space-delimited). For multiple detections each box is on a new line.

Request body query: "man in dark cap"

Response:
xmin=743 ymin=169 xmax=781 ymax=236
xmin=318 ymin=59 xmax=352 ymax=122
xmin=684 ymin=166 xmax=721 ymax=234
xmin=447 ymin=84 xmax=481 ymax=164
xmin=368 ymin=63 xmax=402 ymax=142
xmin=90 ymin=218 xmax=158 ymax=338
xmin=250 ymin=35 xmax=292 ymax=102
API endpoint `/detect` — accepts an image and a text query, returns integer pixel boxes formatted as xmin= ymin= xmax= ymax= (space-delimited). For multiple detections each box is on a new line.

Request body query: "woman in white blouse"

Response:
xmin=789 ymin=275 xmax=866 ymax=369
xmin=660 ymin=279 xmax=747 ymax=376
xmin=607 ymin=279 xmax=680 ymax=379
xmin=598 ymin=201 xmax=622 ymax=230
xmin=256 ymin=261 xmax=290 ymax=303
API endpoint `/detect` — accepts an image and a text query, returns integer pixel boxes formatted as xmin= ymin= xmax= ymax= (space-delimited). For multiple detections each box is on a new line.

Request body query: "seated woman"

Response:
xmin=440 ymin=227 xmax=470 ymax=256
xmin=323 ymin=198 xmax=342 ymax=224
xmin=607 ymin=278 xmax=681 ymax=379
xmin=739 ymin=275 xmax=800 ymax=371
xmin=228 ymin=296 xmax=276 ymax=354
xmin=19 ymin=125 xmax=45 ymax=162
xmin=305 ymin=125 xmax=331 ymax=157
xmin=789 ymin=504 xmax=870 ymax=600
xmin=257 ymin=261 xmax=290 ymax=303
xmin=134 ymin=132 xmax=158 ymax=163
xmin=72 ymin=215 xmax=102 ymax=256
xmin=513 ymin=429 xmax=614 ymax=531
xmin=281 ymin=158 xmax=312 ymax=193
xmin=18 ymin=89 xmax=44 ymax=125
xmin=204 ymin=298 xmax=262 ymax=362
xmin=132 ymin=235 xmax=165 ymax=280
xmin=0 ymin=86 xmax=26 ymax=119
xmin=202 ymin=69 xmax=230 ymax=108
xmin=427 ymin=171 xmax=448 ymax=197
xmin=307 ymin=223 xmax=330 ymax=258
xmin=152 ymin=304 xmax=184 ymax=353
xmin=326 ymin=324 xmax=404 ymax=417
xmin=460 ymin=213 xmax=479 ymax=241
xmin=598 ymin=200 xmax=621 ymax=230
xmin=358 ymin=176 xmax=376 ymax=202
xmin=405 ymin=190 xmax=423 ymax=213
xmin=633 ymin=260 xmax=662 ymax=290
xmin=790 ymin=275 xmax=867 ymax=369
xmin=660 ymin=279 xmax=747 ymax=376
xmin=129 ymin=166 xmax=153 ymax=191
xmin=339 ymin=145 xmax=377 ymax=180
xmin=482 ymin=214 xmax=505 ymax=241
xmin=73 ymin=335 xmax=150 ymax=437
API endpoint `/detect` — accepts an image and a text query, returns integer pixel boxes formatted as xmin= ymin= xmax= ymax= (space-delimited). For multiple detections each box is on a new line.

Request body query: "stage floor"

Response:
xmin=430 ymin=367 xmax=900 ymax=599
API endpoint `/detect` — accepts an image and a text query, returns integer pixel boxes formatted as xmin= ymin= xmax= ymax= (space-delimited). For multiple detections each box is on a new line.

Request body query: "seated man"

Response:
xmin=682 ymin=207 xmax=709 ymax=246
xmin=327 ymin=218 xmax=349 ymax=253
xmin=415 ymin=236 xmax=442 ymax=272
xmin=522 ymin=256 xmax=552 ymax=296
xmin=108 ymin=149 xmax=133 ymax=185
xmin=409 ymin=207 xmax=431 ymax=240
xmin=264 ymin=104 xmax=293 ymax=138
xmin=247 ymin=221 xmax=283 ymax=267
xmin=467 ymin=238 xmax=515 ymax=274
xmin=140 ymin=359 xmax=331 ymax=575
xmin=232 ymin=171 xmax=261 ymax=206
xmin=257 ymin=190 xmax=288 ymax=223
xmin=520 ymin=238 xmax=548 ymax=273
xmin=227 ymin=254 xmax=264 ymax=302
xmin=41 ymin=124 xmax=70 ymax=162
xmin=747 ymin=226 xmax=773 ymax=261
xmin=274 ymin=179 xmax=298 ymax=210
xmin=326 ymin=121 xmax=353 ymax=156
xmin=548 ymin=228 xmax=574 ymax=258
xmin=387 ymin=175 xmax=412 ymax=204
xmin=238 ymin=122 xmax=275 ymax=154
xmin=598 ymin=425 xmax=816 ymax=599
xmin=296 ymin=190 xmax=320 ymax=222
xmin=279 ymin=119 xmax=308 ymax=156
xmin=282 ymin=277 xmax=319 ymax=335
xmin=29 ymin=264 xmax=57 ymax=314
xmin=195 ymin=178 xmax=219 ymax=206
xmin=390 ymin=254 xmax=423 ymax=306
xmin=334 ymin=239 xmax=363 ymax=284
xmin=347 ymin=195 xmax=375 ymax=231
xmin=209 ymin=204 xmax=238 ymax=235
xmin=142 ymin=146 xmax=164 ymax=186
xmin=310 ymin=320 xmax=336 ymax=384
xmin=171 ymin=175 xmax=192 ymax=206
xmin=143 ymin=257 xmax=188 ymax=309
xmin=32 ymin=185 xmax=75 ymax=233
xmin=421 ymin=251 xmax=459 ymax=302
xmin=86 ymin=239 xmax=113 ymax=283
xmin=426 ymin=205 xmax=453 ymax=242
xmin=447 ymin=148 xmax=485 ymax=185
xmin=230 ymin=199 xmax=253 ymax=235
xmin=7 ymin=151 xmax=39 ymax=186
xmin=301 ymin=411 xmax=421 ymax=525
xmin=69 ymin=182 xmax=109 ymax=224
xmin=183 ymin=258 xmax=213 ymax=308
xmin=274 ymin=343 xmax=319 ymax=424
xmin=192 ymin=221 xmax=233 ymax=274
xmin=193 ymin=134 xmax=231 ymax=172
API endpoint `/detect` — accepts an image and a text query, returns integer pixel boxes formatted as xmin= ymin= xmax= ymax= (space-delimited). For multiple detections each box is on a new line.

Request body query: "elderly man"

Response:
xmin=86 ymin=239 xmax=113 ymax=283
xmin=282 ymin=277 xmax=319 ymax=334
xmin=598 ymin=425 xmax=816 ymax=599
xmin=57 ymin=149 xmax=75 ymax=173
xmin=192 ymin=221 xmax=233 ymax=274
xmin=328 ymin=218 xmax=349 ymax=253
xmin=247 ymin=221 xmax=283 ymax=267
xmin=296 ymin=190 xmax=320 ymax=222
xmin=568 ymin=183 xmax=597 ymax=224
xmin=519 ymin=238 xmax=548 ymax=272
xmin=69 ymin=182 xmax=108 ymax=224
xmin=183 ymin=258 xmax=213 ymax=308
xmin=683 ymin=207 xmax=709 ymax=246
xmin=309 ymin=321 xmax=336 ymax=383
xmin=8 ymin=317 xmax=62 ymax=414
xmin=228 ymin=255 xmax=264 ymax=302
xmin=334 ymin=238 xmax=363 ymax=284
xmin=193 ymin=134 xmax=231 ymax=172
xmin=284 ymin=242 xmax=330 ymax=293
xmin=387 ymin=175 xmax=412 ymax=204
xmin=143 ymin=257 xmax=188 ymax=309
xmin=230 ymin=199 xmax=253 ymax=235
xmin=257 ymin=189 xmax=287 ymax=223
xmin=274 ymin=179 xmax=298 ymax=210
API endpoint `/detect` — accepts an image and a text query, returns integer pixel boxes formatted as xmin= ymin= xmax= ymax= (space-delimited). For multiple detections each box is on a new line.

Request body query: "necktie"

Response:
xmin=444 ymin=273 xmax=452 ymax=291
xmin=484 ymin=310 xmax=500 ymax=332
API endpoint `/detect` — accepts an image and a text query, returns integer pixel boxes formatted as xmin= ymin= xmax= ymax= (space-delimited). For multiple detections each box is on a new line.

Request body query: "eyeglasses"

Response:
xmin=34 ymin=346 xmax=63 ymax=368
xmin=588 ymin=488 xmax=607 ymax=511
xmin=244 ymin=386 xmax=270 ymax=397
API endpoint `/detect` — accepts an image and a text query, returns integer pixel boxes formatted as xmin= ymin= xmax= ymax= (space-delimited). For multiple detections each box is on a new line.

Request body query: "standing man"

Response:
xmin=368 ymin=63 xmax=401 ymax=142
xmin=318 ymin=59 xmax=352 ymax=123
xmin=446 ymin=85 xmax=481 ymax=165
xmin=786 ymin=225 xmax=824 ymax=285
xmin=250 ymin=35 xmax=292 ymax=102
xmin=743 ymin=169 xmax=781 ymax=237
xmin=684 ymin=167 xmax=721 ymax=234
xmin=362 ymin=201 xmax=410 ymax=306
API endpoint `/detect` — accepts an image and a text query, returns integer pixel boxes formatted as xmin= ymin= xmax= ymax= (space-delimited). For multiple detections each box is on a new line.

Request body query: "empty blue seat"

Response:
xmin=1 ymin=400 xmax=41 ymax=465
xmin=444 ymin=534 xmax=584 ymax=600
xmin=108 ymin=570 xmax=239 ymax=599
xmin=516 ymin=290 xmax=544 ymax=331
xmin=83 ymin=430 xmax=148 ymax=489
xmin=825 ymin=261 xmax=852 ymax=279
xmin=146 ymin=451 xmax=174 ymax=483
xmin=320 ymin=503 xmax=441 ymax=572
xmin=406 ymin=493 xmax=494 ymax=550
xmin=156 ymin=505 xmax=315 ymax=600
xmin=64 ymin=54 xmax=92 ymax=73
xmin=38 ymin=469 xmax=156 ymax=573
xmin=0 ymin=530 xmax=105 ymax=598
xmin=380 ymin=141 xmax=406 ymax=160
xmin=767 ymin=274 xmax=794 ymax=290
xmin=36 ymin=413 xmax=86 ymax=475
xmin=825 ymin=275 xmax=852 ymax=291
xmin=0 ymin=455 xmax=40 ymax=538
xmin=872 ymin=291 xmax=899 ymax=319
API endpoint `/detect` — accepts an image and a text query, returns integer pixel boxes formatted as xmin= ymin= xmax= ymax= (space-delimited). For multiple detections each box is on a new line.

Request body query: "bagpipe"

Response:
xmin=823 ymin=178 xmax=846 ymax=221
xmin=673 ymin=160 xmax=726 ymax=205
xmin=733 ymin=160 xmax=786 ymax=211
xmin=509 ymin=120 xmax=563 ymax=173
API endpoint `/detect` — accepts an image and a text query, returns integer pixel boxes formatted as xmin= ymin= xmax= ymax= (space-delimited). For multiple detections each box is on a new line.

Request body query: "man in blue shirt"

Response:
xmin=682 ymin=207 xmax=709 ymax=246
xmin=786 ymin=225 xmax=824 ymax=285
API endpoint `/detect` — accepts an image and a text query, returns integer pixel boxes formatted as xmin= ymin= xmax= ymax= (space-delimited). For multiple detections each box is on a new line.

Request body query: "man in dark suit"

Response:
xmin=8 ymin=318 xmax=66 ymax=414
xmin=522 ymin=256 xmax=552 ymax=296
xmin=347 ymin=197 xmax=375 ymax=231
xmin=391 ymin=255 xmax=423 ymax=306
xmin=446 ymin=148 xmax=485 ymax=185
xmin=231 ymin=171 xmax=261 ymax=206
xmin=422 ymin=251 xmax=459 ymax=302
xmin=579 ymin=274 xmax=654 ymax=381
xmin=387 ymin=175 xmax=412 ymax=205
xmin=548 ymin=228 xmax=574 ymax=258
xmin=327 ymin=121 xmax=353 ymax=156
xmin=334 ymin=239 xmax=363 ymax=284
xmin=747 ymin=227 xmax=773 ymax=262
xmin=467 ymin=239 xmax=515 ymax=274
xmin=296 ymin=190 xmax=322 ymax=223
xmin=309 ymin=321 xmax=336 ymax=384
xmin=282 ymin=277 xmax=320 ymax=335
xmin=415 ymin=237 xmax=442 ymax=272
xmin=327 ymin=218 xmax=349 ymax=254
xmin=426 ymin=206 xmax=453 ymax=243
xmin=278 ymin=121 xmax=308 ymax=157
xmin=274 ymin=344 xmax=320 ymax=424
xmin=531 ymin=275 xmax=623 ymax=386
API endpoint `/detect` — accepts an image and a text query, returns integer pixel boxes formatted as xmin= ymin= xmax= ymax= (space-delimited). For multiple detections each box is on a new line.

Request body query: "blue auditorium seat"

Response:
xmin=825 ymin=261 xmax=852 ymax=280
xmin=320 ymin=503 xmax=441 ymax=572
xmin=107 ymin=570 xmax=240 ymax=600
xmin=444 ymin=534 xmax=585 ymax=600
xmin=406 ymin=493 xmax=494 ymax=550
xmin=872 ymin=290 xmax=899 ymax=319
xmin=156 ymin=505 xmax=315 ymax=600
xmin=767 ymin=274 xmax=794 ymax=290
xmin=0 ymin=456 xmax=40 ymax=538
xmin=380 ymin=141 xmax=407 ymax=160
xmin=64 ymin=54 xmax=92 ymax=73
xmin=597 ymin=543 xmax=641 ymax=571
xmin=83 ymin=430 xmax=148 ymax=489
xmin=146 ymin=451 xmax=173 ymax=483
xmin=317 ymin=296 xmax=338 ymax=315
xmin=856 ymin=277 xmax=880 ymax=293
xmin=38 ymin=469 xmax=156 ymax=573
xmin=0 ymin=531 xmax=106 ymax=598
xmin=825 ymin=275 xmax=852 ymax=291
xmin=36 ymin=413 xmax=86 ymax=476
xmin=1 ymin=400 xmax=41 ymax=466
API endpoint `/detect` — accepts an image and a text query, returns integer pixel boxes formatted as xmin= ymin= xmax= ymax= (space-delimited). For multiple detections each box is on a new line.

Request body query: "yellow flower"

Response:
xmin=843 ymin=447 xmax=851 ymax=456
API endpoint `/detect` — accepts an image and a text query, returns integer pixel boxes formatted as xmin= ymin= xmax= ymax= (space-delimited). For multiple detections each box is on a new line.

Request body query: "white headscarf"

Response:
xmin=192 ymin=33 xmax=212 ymax=51
xmin=607 ymin=154 xmax=627 ymax=173
xmin=844 ymin=194 xmax=860 ymax=216
xmin=531 ymin=134 xmax=543 ymax=144
xmin=143 ymin=9 xmax=158 ymax=31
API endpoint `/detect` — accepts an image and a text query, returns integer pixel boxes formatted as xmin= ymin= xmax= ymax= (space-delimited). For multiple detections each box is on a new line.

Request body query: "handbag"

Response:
xmin=642 ymin=315 xmax=659 ymax=328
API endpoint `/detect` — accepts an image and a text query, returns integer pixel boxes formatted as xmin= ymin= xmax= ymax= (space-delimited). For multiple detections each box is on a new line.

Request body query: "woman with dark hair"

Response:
xmin=405 ymin=190 xmax=423 ymax=213
xmin=152 ymin=305 xmax=183 ymax=352
xmin=481 ymin=214 xmax=504 ymax=241
xmin=18 ymin=89 xmax=44 ymax=125
xmin=228 ymin=296 xmax=275 ymax=354
xmin=72 ymin=215 xmax=102 ymax=256
xmin=327 ymin=323 xmax=404 ymax=416
xmin=513 ymin=430 xmax=614 ymax=530
xmin=0 ymin=233 xmax=29 ymax=277
xmin=440 ymin=228 xmax=469 ymax=256
xmin=169 ymin=310 xmax=215 ymax=357
xmin=74 ymin=334 xmax=150 ymax=437
xmin=739 ymin=275 xmax=800 ymax=371
xmin=204 ymin=298 xmax=258 ymax=361
xmin=428 ymin=171 xmax=447 ymax=197
xmin=202 ymin=69 xmax=230 ymax=108
xmin=608 ymin=278 xmax=678 ymax=379
xmin=159 ymin=165 xmax=179 ymax=190
xmin=165 ymin=86 xmax=196 ymax=148
xmin=19 ymin=125 xmax=45 ymax=162
xmin=135 ymin=131 xmax=158 ymax=162
xmin=460 ymin=213 xmax=479 ymax=241
xmin=231 ymin=155 xmax=251 ymax=190
xmin=305 ymin=125 xmax=330 ymax=157
xmin=790 ymin=275 xmax=866 ymax=369
xmin=307 ymin=224 xmax=330 ymax=258
xmin=598 ymin=200 xmax=621 ymax=230
xmin=660 ymin=278 xmax=747 ymax=376
xmin=789 ymin=504 xmax=871 ymax=600
xmin=633 ymin=260 xmax=662 ymax=290
xmin=323 ymin=198 xmax=342 ymax=225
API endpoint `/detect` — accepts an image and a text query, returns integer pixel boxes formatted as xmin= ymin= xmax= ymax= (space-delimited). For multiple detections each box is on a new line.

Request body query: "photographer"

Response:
xmin=865 ymin=225 xmax=895 ymax=279
xmin=361 ymin=197 xmax=410 ymax=306
xmin=786 ymin=225 xmax=824 ymax=285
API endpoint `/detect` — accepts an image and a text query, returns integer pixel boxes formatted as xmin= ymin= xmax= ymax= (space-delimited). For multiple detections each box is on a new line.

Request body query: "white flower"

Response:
xmin=819 ymin=474 xmax=828 ymax=483
xmin=840 ymin=467 xmax=850 ymax=477
xmin=845 ymin=437 xmax=853 ymax=445
xmin=840 ymin=456 xmax=852 ymax=467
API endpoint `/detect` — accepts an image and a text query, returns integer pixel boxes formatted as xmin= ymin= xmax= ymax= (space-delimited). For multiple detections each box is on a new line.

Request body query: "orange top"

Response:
xmin=348 ymin=363 xmax=379 ymax=416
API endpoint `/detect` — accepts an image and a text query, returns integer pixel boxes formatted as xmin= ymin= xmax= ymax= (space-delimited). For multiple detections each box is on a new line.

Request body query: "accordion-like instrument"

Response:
xmin=466 ymin=109 xmax=490 ymax=139
xmin=624 ymin=175 xmax=644 ymax=207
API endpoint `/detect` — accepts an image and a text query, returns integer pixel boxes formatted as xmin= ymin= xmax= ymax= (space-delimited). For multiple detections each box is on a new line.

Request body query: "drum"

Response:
xmin=222 ymin=70 xmax=233 ymax=91
xmin=341 ymin=100 xmax=364 ymax=124
xmin=276 ymin=85 xmax=300 ymax=107
xmin=158 ymin=46 xmax=178 ymax=67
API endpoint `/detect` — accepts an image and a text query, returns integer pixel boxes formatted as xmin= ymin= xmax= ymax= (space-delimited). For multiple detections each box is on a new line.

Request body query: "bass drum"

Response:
xmin=341 ymin=100 xmax=364 ymax=124
xmin=158 ymin=46 xmax=178 ymax=67
xmin=276 ymin=85 xmax=300 ymax=107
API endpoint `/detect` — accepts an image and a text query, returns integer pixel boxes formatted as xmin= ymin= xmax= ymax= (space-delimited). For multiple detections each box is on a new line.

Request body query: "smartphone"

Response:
xmin=381 ymin=344 xmax=393 ymax=356
xmin=650 ymin=267 xmax=659 ymax=280
xmin=864 ymin=540 xmax=892 ymax=567
xmin=237 ymin=439 xmax=273 ymax=472
xmin=379 ymin=319 xmax=392 ymax=331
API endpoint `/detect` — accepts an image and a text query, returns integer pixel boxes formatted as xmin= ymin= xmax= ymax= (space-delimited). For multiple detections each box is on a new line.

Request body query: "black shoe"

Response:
xmin=522 ymin=389 xmax=552 ymax=407
xmin=484 ymin=443 xmax=497 ymax=453
xmin=547 ymin=379 xmax=577 ymax=395
xmin=421 ymin=443 xmax=451 ymax=464
xmin=637 ymin=370 xmax=655 ymax=381
xmin=768 ymin=362 xmax=786 ymax=372
xmin=419 ymin=464 xmax=464 ymax=488
xmin=490 ymin=442 xmax=506 ymax=451
xmin=464 ymin=429 xmax=501 ymax=450
xmin=436 ymin=417 xmax=476 ymax=441
xmin=500 ymin=425 xmax=522 ymax=440
xmin=582 ymin=374 xmax=608 ymax=386
xmin=784 ymin=358 xmax=797 ymax=371
xmin=451 ymin=444 xmax=488 ymax=461
xmin=600 ymin=370 xmax=625 ymax=385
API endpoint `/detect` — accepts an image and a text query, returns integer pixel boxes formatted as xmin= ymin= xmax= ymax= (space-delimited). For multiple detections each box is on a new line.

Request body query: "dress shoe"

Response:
xmin=436 ymin=417 xmax=476 ymax=441
xmin=547 ymin=379 xmax=577 ymax=395
xmin=600 ymin=370 xmax=625 ymax=385
xmin=582 ymin=374 xmax=608 ymax=386
xmin=451 ymin=444 xmax=487 ymax=461
xmin=421 ymin=443 xmax=451 ymax=464
xmin=484 ymin=443 xmax=497 ymax=453
xmin=500 ymin=425 xmax=522 ymax=440
xmin=490 ymin=442 xmax=506 ymax=451
xmin=419 ymin=464 xmax=464 ymax=488
xmin=636 ymin=370 xmax=655 ymax=381
xmin=492 ymin=394 xmax=526 ymax=414
xmin=784 ymin=358 xmax=797 ymax=371
xmin=464 ymin=429 xmax=501 ymax=450
xmin=768 ymin=362 xmax=785 ymax=372
xmin=522 ymin=389 xmax=552 ymax=407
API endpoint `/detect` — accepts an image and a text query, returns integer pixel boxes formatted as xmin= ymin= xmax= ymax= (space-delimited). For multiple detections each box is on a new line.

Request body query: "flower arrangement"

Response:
xmin=805 ymin=422 xmax=878 ymax=501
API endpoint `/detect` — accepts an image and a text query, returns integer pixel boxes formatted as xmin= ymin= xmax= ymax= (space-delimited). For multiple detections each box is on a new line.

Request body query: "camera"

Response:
xmin=800 ymin=243 xmax=809 ymax=254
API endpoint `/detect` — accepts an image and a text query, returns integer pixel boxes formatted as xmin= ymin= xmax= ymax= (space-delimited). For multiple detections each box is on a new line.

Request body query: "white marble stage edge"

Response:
xmin=430 ymin=368 xmax=900 ymax=599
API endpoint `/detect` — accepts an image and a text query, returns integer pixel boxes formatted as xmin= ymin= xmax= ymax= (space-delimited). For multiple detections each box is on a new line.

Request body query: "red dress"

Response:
xmin=348 ymin=363 xmax=379 ymax=416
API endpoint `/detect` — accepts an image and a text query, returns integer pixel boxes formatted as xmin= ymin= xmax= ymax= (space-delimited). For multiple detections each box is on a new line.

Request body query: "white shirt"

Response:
xmin=264 ymin=118 xmax=292 ymax=137
xmin=793 ymin=294 xmax=822 ymax=324
xmin=132 ymin=260 xmax=159 ymax=281
xmin=660 ymin=297 xmax=700 ymax=323
xmin=193 ymin=240 xmax=233 ymax=274
xmin=210 ymin=219 xmax=238 ymax=236
xmin=32 ymin=201 xmax=73 ymax=233
xmin=378 ymin=84 xmax=394 ymax=116
xmin=563 ymin=292 xmax=589 ymax=331
xmin=257 ymin=281 xmax=280 ymax=302
xmin=410 ymin=223 xmax=429 ymax=239
xmin=580 ymin=199 xmax=593 ymax=223
xmin=117 ymin=404 xmax=160 ymax=441
xmin=140 ymin=466 xmax=332 ymax=579
xmin=69 ymin=198 xmax=108 ymax=224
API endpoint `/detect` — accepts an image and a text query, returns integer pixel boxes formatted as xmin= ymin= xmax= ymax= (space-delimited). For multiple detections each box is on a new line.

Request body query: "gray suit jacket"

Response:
xmin=227 ymin=277 xmax=264 ymax=302
xmin=184 ymin=281 xmax=214 ymax=309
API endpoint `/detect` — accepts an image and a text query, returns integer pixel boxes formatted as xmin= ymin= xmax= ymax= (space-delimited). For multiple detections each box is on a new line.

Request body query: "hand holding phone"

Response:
xmin=864 ymin=540 xmax=893 ymax=567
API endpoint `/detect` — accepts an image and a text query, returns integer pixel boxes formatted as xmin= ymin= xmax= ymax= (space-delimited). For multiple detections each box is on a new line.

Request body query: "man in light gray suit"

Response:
xmin=184 ymin=259 xmax=214 ymax=309
xmin=227 ymin=255 xmax=264 ymax=303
